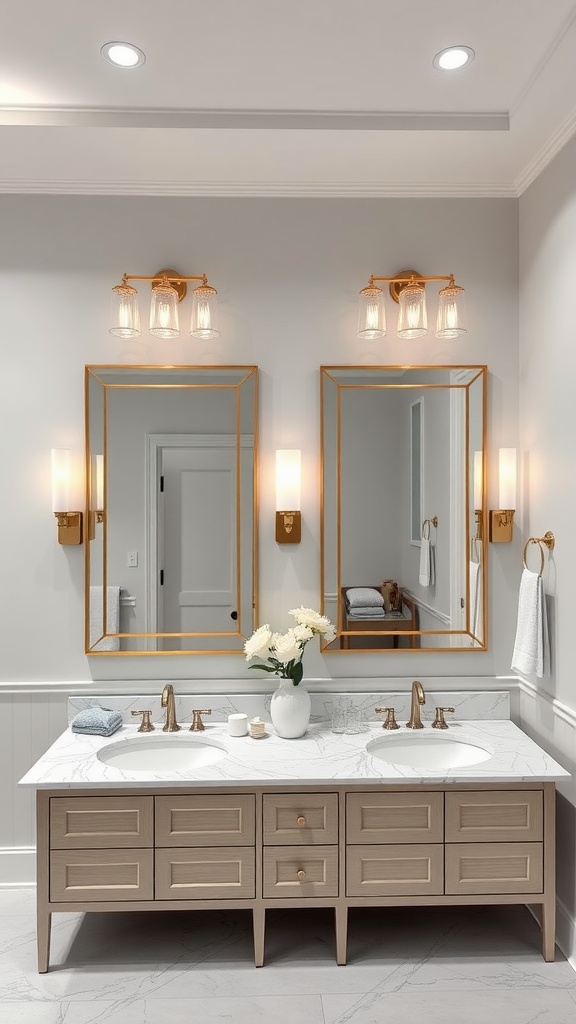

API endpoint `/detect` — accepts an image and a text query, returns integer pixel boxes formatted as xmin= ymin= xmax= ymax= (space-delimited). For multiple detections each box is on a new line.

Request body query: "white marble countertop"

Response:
xmin=19 ymin=719 xmax=570 ymax=789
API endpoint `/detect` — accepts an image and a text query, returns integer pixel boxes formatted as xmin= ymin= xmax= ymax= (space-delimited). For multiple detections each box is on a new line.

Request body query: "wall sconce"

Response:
xmin=88 ymin=454 xmax=104 ymax=539
xmin=275 ymin=449 xmax=301 ymax=544
xmin=489 ymin=447 xmax=517 ymax=543
xmin=357 ymin=270 xmax=466 ymax=340
xmin=110 ymin=268 xmax=220 ymax=339
xmin=51 ymin=448 xmax=83 ymax=545
xmin=473 ymin=449 xmax=483 ymax=540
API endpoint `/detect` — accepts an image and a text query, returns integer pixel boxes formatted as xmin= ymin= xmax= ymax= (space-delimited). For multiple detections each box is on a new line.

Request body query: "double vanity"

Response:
xmin=20 ymin=689 xmax=569 ymax=974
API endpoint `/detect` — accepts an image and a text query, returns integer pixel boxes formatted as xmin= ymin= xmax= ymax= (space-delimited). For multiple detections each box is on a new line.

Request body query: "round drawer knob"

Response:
xmin=296 ymin=815 xmax=306 ymax=827
xmin=297 ymin=869 xmax=306 ymax=880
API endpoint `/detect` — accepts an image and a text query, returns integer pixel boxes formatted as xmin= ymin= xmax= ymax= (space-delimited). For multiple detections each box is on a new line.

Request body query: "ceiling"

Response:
xmin=1 ymin=0 xmax=575 ymax=197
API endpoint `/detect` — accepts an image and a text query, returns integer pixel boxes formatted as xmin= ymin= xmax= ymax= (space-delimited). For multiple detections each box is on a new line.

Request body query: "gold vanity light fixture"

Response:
xmin=275 ymin=449 xmax=302 ymax=544
xmin=50 ymin=448 xmax=83 ymax=545
xmin=490 ymin=447 xmax=517 ymax=543
xmin=357 ymin=270 xmax=466 ymax=340
xmin=110 ymin=268 xmax=220 ymax=340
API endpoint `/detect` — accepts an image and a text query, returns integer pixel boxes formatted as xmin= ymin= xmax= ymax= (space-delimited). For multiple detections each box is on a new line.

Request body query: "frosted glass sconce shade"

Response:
xmin=275 ymin=449 xmax=301 ymax=544
xmin=50 ymin=448 xmax=83 ymax=545
xmin=149 ymin=280 xmax=180 ymax=338
xmin=397 ymin=281 xmax=428 ymax=339
xmin=110 ymin=280 xmax=141 ymax=337
xmin=357 ymin=283 xmax=386 ymax=339
xmin=191 ymin=283 xmax=220 ymax=338
xmin=489 ymin=447 xmax=517 ymax=543
xmin=436 ymin=282 xmax=467 ymax=338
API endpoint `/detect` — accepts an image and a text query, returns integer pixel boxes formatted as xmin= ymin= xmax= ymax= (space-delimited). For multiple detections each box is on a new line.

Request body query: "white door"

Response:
xmin=159 ymin=444 xmax=237 ymax=648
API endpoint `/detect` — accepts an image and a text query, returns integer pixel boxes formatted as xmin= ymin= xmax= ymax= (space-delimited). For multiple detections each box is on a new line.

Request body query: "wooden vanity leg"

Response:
xmin=253 ymin=904 xmax=266 ymax=967
xmin=541 ymin=896 xmax=556 ymax=962
xmin=335 ymin=903 xmax=348 ymax=965
xmin=37 ymin=907 xmax=51 ymax=973
xmin=542 ymin=782 xmax=557 ymax=962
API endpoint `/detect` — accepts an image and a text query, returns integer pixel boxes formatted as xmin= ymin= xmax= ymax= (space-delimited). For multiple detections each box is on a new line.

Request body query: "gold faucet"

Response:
xmin=161 ymin=684 xmax=181 ymax=732
xmin=407 ymin=680 xmax=426 ymax=729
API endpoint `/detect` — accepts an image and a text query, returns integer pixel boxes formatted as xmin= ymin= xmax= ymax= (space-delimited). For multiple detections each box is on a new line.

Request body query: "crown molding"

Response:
xmin=514 ymin=108 xmax=576 ymax=196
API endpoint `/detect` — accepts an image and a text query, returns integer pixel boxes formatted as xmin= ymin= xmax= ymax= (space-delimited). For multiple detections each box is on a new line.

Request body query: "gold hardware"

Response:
xmin=474 ymin=509 xmax=483 ymax=541
xmin=131 ymin=709 xmax=155 ymax=733
xmin=407 ymin=680 xmax=426 ymax=729
xmin=275 ymin=510 xmax=302 ymax=544
xmin=423 ymin=516 xmax=438 ymax=530
xmin=522 ymin=531 xmax=555 ymax=573
xmin=375 ymin=706 xmax=399 ymax=730
xmin=54 ymin=511 xmax=83 ymax=545
xmin=297 ymin=815 xmax=306 ymax=827
xmin=190 ymin=708 xmax=212 ymax=732
xmin=489 ymin=509 xmax=515 ymax=543
xmin=161 ymin=684 xmax=181 ymax=732
xmin=387 ymin=269 xmax=425 ymax=304
xmin=432 ymin=706 xmax=455 ymax=730
xmin=297 ymin=869 xmax=306 ymax=880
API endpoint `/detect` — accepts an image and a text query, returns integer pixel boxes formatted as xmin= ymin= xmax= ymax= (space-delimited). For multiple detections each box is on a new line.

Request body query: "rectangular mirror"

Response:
xmin=85 ymin=365 xmax=258 ymax=654
xmin=320 ymin=365 xmax=487 ymax=652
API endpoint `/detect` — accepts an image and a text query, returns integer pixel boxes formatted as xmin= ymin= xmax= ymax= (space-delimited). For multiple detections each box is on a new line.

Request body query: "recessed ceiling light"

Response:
xmin=433 ymin=46 xmax=475 ymax=71
xmin=101 ymin=41 xmax=146 ymax=69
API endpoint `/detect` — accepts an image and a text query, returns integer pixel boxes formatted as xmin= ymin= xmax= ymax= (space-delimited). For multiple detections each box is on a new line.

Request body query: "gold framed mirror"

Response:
xmin=320 ymin=365 xmax=487 ymax=652
xmin=85 ymin=365 xmax=258 ymax=654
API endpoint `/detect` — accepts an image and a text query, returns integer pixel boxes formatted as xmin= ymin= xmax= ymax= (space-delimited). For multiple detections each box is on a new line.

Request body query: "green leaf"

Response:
xmin=292 ymin=660 xmax=304 ymax=685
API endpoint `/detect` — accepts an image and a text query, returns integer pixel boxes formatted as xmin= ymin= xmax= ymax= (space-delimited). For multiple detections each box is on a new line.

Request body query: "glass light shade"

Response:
xmin=109 ymin=282 xmax=141 ymax=337
xmin=499 ymin=448 xmax=517 ymax=509
xmin=150 ymin=281 xmax=180 ymax=338
xmin=473 ymin=450 xmax=483 ymax=509
xmin=397 ymin=282 xmax=428 ymax=339
xmin=276 ymin=449 xmax=301 ymax=510
xmin=357 ymin=284 xmax=386 ymax=339
xmin=436 ymin=283 xmax=467 ymax=338
xmin=51 ymin=448 xmax=71 ymax=512
xmin=191 ymin=284 xmax=220 ymax=338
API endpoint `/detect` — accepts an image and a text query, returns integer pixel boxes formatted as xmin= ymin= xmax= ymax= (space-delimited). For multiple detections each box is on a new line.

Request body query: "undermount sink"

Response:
xmin=97 ymin=733 xmax=228 ymax=772
xmin=366 ymin=731 xmax=493 ymax=770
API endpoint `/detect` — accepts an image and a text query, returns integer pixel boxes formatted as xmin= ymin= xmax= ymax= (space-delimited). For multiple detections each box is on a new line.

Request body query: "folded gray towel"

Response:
xmin=345 ymin=587 xmax=384 ymax=609
xmin=71 ymin=707 xmax=123 ymax=737
xmin=346 ymin=607 xmax=386 ymax=619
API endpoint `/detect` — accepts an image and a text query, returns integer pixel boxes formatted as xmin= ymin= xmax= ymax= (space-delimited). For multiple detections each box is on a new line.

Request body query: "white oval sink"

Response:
xmin=366 ymin=731 xmax=493 ymax=770
xmin=97 ymin=734 xmax=228 ymax=772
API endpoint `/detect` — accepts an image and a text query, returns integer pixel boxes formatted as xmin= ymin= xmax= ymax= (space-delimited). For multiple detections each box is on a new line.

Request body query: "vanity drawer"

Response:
xmin=50 ymin=797 xmax=154 ymax=849
xmin=155 ymin=794 xmax=255 ymax=847
xmin=263 ymin=793 xmax=338 ymax=845
xmin=155 ymin=847 xmax=255 ymax=900
xmin=445 ymin=842 xmax=543 ymax=895
xmin=346 ymin=844 xmax=444 ymax=896
xmin=263 ymin=845 xmax=339 ymax=898
xmin=445 ymin=791 xmax=543 ymax=843
xmin=50 ymin=849 xmax=153 ymax=902
xmin=346 ymin=792 xmax=444 ymax=845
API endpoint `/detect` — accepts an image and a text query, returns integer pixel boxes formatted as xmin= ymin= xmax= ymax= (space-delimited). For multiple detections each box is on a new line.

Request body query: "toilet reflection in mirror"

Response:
xmin=85 ymin=365 xmax=259 ymax=655
xmin=320 ymin=365 xmax=487 ymax=652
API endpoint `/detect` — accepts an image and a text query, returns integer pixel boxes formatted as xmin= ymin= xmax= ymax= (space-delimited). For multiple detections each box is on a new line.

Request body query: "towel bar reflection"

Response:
xmin=522 ymin=531 xmax=555 ymax=574
xmin=422 ymin=516 xmax=438 ymax=531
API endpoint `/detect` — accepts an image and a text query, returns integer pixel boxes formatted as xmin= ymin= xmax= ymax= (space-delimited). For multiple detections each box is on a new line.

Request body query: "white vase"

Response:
xmin=270 ymin=678 xmax=311 ymax=738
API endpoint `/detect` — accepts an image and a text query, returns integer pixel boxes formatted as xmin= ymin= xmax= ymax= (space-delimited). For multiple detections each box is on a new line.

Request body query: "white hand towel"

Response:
xmin=469 ymin=537 xmax=483 ymax=638
xmin=511 ymin=567 xmax=550 ymax=678
xmin=419 ymin=521 xmax=434 ymax=587
xmin=89 ymin=585 xmax=121 ymax=652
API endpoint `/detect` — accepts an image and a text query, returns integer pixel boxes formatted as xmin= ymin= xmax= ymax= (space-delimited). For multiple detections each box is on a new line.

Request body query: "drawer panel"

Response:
xmin=445 ymin=843 xmax=543 ymax=895
xmin=263 ymin=793 xmax=338 ymax=845
xmin=346 ymin=844 xmax=444 ymax=897
xmin=50 ymin=849 xmax=153 ymax=902
xmin=155 ymin=794 xmax=255 ymax=847
xmin=346 ymin=792 xmax=443 ymax=844
xmin=445 ymin=791 xmax=543 ymax=843
xmin=263 ymin=845 xmax=339 ymax=898
xmin=155 ymin=847 xmax=255 ymax=900
xmin=50 ymin=797 xmax=153 ymax=849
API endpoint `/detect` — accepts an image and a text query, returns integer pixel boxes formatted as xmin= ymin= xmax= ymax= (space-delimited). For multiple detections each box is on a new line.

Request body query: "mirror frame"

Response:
xmin=320 ymin=365 xmax=487 ymax=653
xmin=84 ymin=364 xmax=259 ymax=656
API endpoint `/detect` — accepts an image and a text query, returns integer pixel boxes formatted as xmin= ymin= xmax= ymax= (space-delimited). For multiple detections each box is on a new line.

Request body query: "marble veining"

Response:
xmin=19 ymin=715 xmax=569 ymax=789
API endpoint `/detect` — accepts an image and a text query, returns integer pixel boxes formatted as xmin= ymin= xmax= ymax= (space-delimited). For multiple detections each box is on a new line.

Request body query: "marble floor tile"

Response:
xmin=62 ymin=994 xmax=326 ymax=1024
xmin=322 ymin=987 xmax=576 ymax=1024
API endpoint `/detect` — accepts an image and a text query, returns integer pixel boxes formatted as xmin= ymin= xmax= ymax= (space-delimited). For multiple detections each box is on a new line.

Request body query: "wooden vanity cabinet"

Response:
xmin=35 ymin=781 xmax=556 ymax=973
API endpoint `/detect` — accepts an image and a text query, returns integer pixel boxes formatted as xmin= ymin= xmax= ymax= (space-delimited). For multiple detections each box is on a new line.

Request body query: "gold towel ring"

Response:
xmin=522 ymin=531 xmax=555 ymax=574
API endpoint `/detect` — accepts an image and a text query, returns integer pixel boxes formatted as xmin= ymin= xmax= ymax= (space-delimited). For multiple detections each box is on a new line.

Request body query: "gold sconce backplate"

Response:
xmin=152 ymin=268 xmax=187 ymax=301
xmin=55 ymin=512 xmax=83 ymax=545
xmin=489 ymin=509 xmax=514 ymax=543
xmin=389 ymin=269 xmax=423 ymax=303
xmin=276 ymin=511 xmax=301 ymax=544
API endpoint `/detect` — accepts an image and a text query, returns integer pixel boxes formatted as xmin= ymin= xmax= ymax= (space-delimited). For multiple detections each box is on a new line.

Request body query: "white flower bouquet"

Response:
xmin=244 ymin=606 xmax=336 ymax=685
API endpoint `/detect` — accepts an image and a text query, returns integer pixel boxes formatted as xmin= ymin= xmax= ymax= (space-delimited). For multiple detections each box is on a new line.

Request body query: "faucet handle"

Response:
xmin=432 ymin=706 xmax=455 ymax=730
xmin=190 ymin=709 xmax=212 ymax=732
xmin=375 ymin=706 xmax=400 ymax=730
xmin=131 ymin=709 xmax=155 ymax=733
